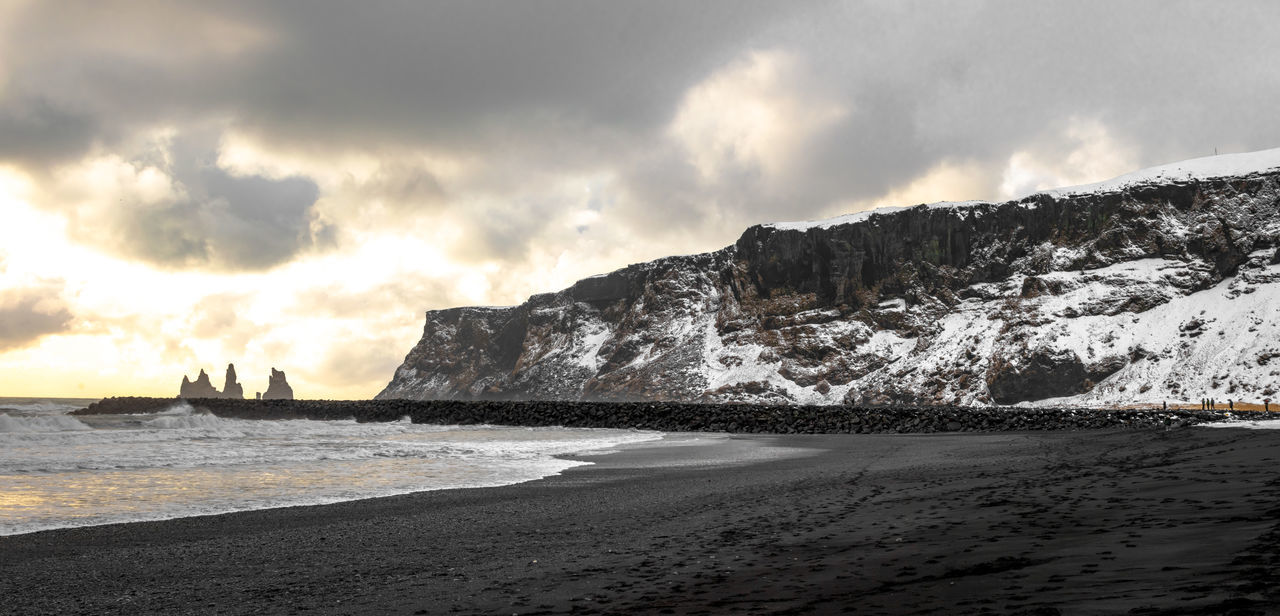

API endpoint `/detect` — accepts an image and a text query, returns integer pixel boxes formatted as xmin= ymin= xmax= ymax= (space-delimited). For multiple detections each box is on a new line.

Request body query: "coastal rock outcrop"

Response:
xmin=179 ymin=369 xmax=220 ymax=398
xmin=178 ymin=364 xmax=261 ymax=399
xmin=221 ymin=363 xmax=244 ymax=399
xmin=379 ymin=150 xmax=1280 ymax=406
xmin=262 ymin=368 xmax=294 ymax=400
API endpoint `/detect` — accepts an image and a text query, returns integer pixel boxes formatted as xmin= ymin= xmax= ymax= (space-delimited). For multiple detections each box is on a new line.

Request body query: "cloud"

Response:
xmin=998 ymin=118 xmax=1140 ymax=200
xmin=291 ymin=275 xmax=463 ymax=320
xmin=0 ymin=1 xmax=793 ymax=155
xmin=306 ymin=333 xmax=407 ymax=390
xmin=39 ymin=130 xmax=331 ymax=271
xmin=190 ymin=292 xmax=257 ymax=353
xmin=0 ymin=97 xmax=98 ymax=167
xmin=669 ymin=50 xmax=848 ymax=183
xmin=8 ymin=1 xmax=1280 ymax=269
xmin=866 ymin=160 xmax=1001 ymax=210
xmin=0 ymin=281 xmax=73 ymax=351
xmin=352 ymin=162 xmax=448 ymax=212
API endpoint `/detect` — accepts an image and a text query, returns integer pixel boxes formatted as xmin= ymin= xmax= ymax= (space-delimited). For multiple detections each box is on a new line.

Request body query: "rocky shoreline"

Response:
xmin=73 ymin=396 xmax=1276 ymax=433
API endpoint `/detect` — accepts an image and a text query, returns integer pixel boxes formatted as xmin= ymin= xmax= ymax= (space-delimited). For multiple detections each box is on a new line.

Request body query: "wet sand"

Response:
xmin=4 ymin=427 xmax=1280 ymax=615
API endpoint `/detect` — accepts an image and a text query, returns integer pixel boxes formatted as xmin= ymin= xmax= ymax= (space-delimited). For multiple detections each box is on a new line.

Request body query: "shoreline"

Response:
xmin=0 ymin=423 xmax=670 ymax=539
xmin=5 ymin=427 xmax=1280 ymax=614
xmin=0 ymin=432 xmax=782 ymax=539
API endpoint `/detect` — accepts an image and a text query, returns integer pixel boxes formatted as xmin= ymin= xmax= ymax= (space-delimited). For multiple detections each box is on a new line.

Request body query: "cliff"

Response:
xmin=379 ymin=149 xmax=1280 ymax=406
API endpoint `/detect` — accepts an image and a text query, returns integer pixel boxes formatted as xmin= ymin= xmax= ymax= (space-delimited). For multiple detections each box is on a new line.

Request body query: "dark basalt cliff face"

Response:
xmin=379 ymin=170 xmax=1280 ymax=406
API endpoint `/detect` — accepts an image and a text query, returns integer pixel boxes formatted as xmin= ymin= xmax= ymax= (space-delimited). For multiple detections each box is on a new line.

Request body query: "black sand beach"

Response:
xmin=4 ymin=426 xmax=1280 ymax=615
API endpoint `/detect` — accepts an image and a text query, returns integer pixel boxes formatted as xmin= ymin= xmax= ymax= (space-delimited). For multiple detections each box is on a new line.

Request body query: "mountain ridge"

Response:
xmin=379 ymin=149 xmax=1280 ymax=406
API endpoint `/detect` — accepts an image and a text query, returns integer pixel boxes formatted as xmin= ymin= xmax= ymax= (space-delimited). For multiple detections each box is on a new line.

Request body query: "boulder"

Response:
xmin=985 ymin=350 xmax=1125 ymax=405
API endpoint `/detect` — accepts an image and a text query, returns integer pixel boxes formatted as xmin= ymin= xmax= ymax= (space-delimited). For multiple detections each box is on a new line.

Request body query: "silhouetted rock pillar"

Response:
xmin=263 ymin=368 xmax=294 ymax=400
xmin=179 ymin=369 xmax=219 ymax=398
xmin=222 ymin=364 xmax=244 ymax=399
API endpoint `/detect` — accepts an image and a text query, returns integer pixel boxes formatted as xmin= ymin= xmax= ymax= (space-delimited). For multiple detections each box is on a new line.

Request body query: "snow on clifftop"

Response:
xmin=764 ymin=201 xmax=985 ymax=231
xmin=1044 ymin=147 xmax=1280 ymax=197
xmin=764 ymin=147 xmax=1280 ymax=232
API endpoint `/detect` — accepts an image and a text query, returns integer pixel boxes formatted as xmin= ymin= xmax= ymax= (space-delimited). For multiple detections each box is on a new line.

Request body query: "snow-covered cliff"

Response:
xmin=379 ymin=149 xmax=1280 ymax=406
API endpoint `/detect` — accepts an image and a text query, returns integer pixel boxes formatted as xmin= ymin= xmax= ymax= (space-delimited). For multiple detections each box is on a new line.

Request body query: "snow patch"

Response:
xmin=761 ymin=148 xmax=1280 ymax=233
xmin=1044 ymin=147 xmax=1280 ymax=197
xmin=763 ymin=201 xmax=989 ymax=232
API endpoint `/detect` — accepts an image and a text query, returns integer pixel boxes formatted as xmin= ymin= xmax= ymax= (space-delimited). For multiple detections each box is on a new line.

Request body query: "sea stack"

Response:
xmin=262 ymin=368 xmax=294 ymax=400
xmin=179 ymin=369 xmax=220 ymax=398
xmin=222 ymin=363 xmax=244 ymax=399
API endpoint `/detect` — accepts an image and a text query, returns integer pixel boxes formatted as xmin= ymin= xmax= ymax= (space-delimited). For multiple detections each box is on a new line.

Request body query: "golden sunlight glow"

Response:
xmin=868 ymin=160 xmax=997 ymax=208
xmin=669 ymin=50 xmax=848 ymax=181
xmin=999 ymin=118 xmax=1139 ymax=199
xmin=218 ymin=131 xmax=474 ymax=188
xmin=55 ymin=4 xmax=274 ymax=69
xmin=798 ymin=160 xmax=1001 ymax=225
xmin=0 ymin=162 xmax=445 ymax=399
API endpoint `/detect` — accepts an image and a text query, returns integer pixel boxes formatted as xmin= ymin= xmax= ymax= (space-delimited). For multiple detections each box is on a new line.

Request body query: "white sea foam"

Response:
xmin=0 ymin=398 xmax=94 ymax=415
xmin=0 ymin=413 xmax=92 ymax=433
xmin=1200 ymin=420 xmax=1280 ymax=430
xmin=0 ymin=405 xmax=663 ymax=536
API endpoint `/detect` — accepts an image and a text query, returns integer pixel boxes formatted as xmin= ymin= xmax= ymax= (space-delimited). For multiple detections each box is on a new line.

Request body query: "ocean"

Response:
xmin=0 ymin=397 xmax=662 ymax=536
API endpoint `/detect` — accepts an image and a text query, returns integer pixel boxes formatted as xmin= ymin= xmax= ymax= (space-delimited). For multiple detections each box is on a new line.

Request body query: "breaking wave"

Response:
xmin=0 ymin=404 xmax=662 ymax=536
xmin=0 ymin=413 xmax=92 ymax=433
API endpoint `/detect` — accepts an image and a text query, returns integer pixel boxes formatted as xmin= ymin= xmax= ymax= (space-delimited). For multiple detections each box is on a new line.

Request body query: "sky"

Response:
xmin=1 ymin=0 xmax=1279 ymax=399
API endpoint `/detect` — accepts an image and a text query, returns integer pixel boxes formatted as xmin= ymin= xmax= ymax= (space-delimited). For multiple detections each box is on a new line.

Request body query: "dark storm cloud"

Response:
xmin=65 ymin=132 xmax=332 ymax=271
xmin=0 ymin=282 xmax=73 ymax=351
xmin=5 ymin=0 xmax=1279 ymax=168
xmin=224 ymin=0 xmax=799 ymax=149
xmin=0 ymin=0 xmax=797 ymax=155
xmin=4 ymin=0 xmax=1280 ymax=270
xmin=0 ymin=97 xmax=98 ymax=167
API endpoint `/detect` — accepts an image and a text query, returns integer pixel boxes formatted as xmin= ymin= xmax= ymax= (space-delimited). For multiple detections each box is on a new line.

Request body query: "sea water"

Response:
xmin=0 ymin=397 xmax=662 ymax=536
